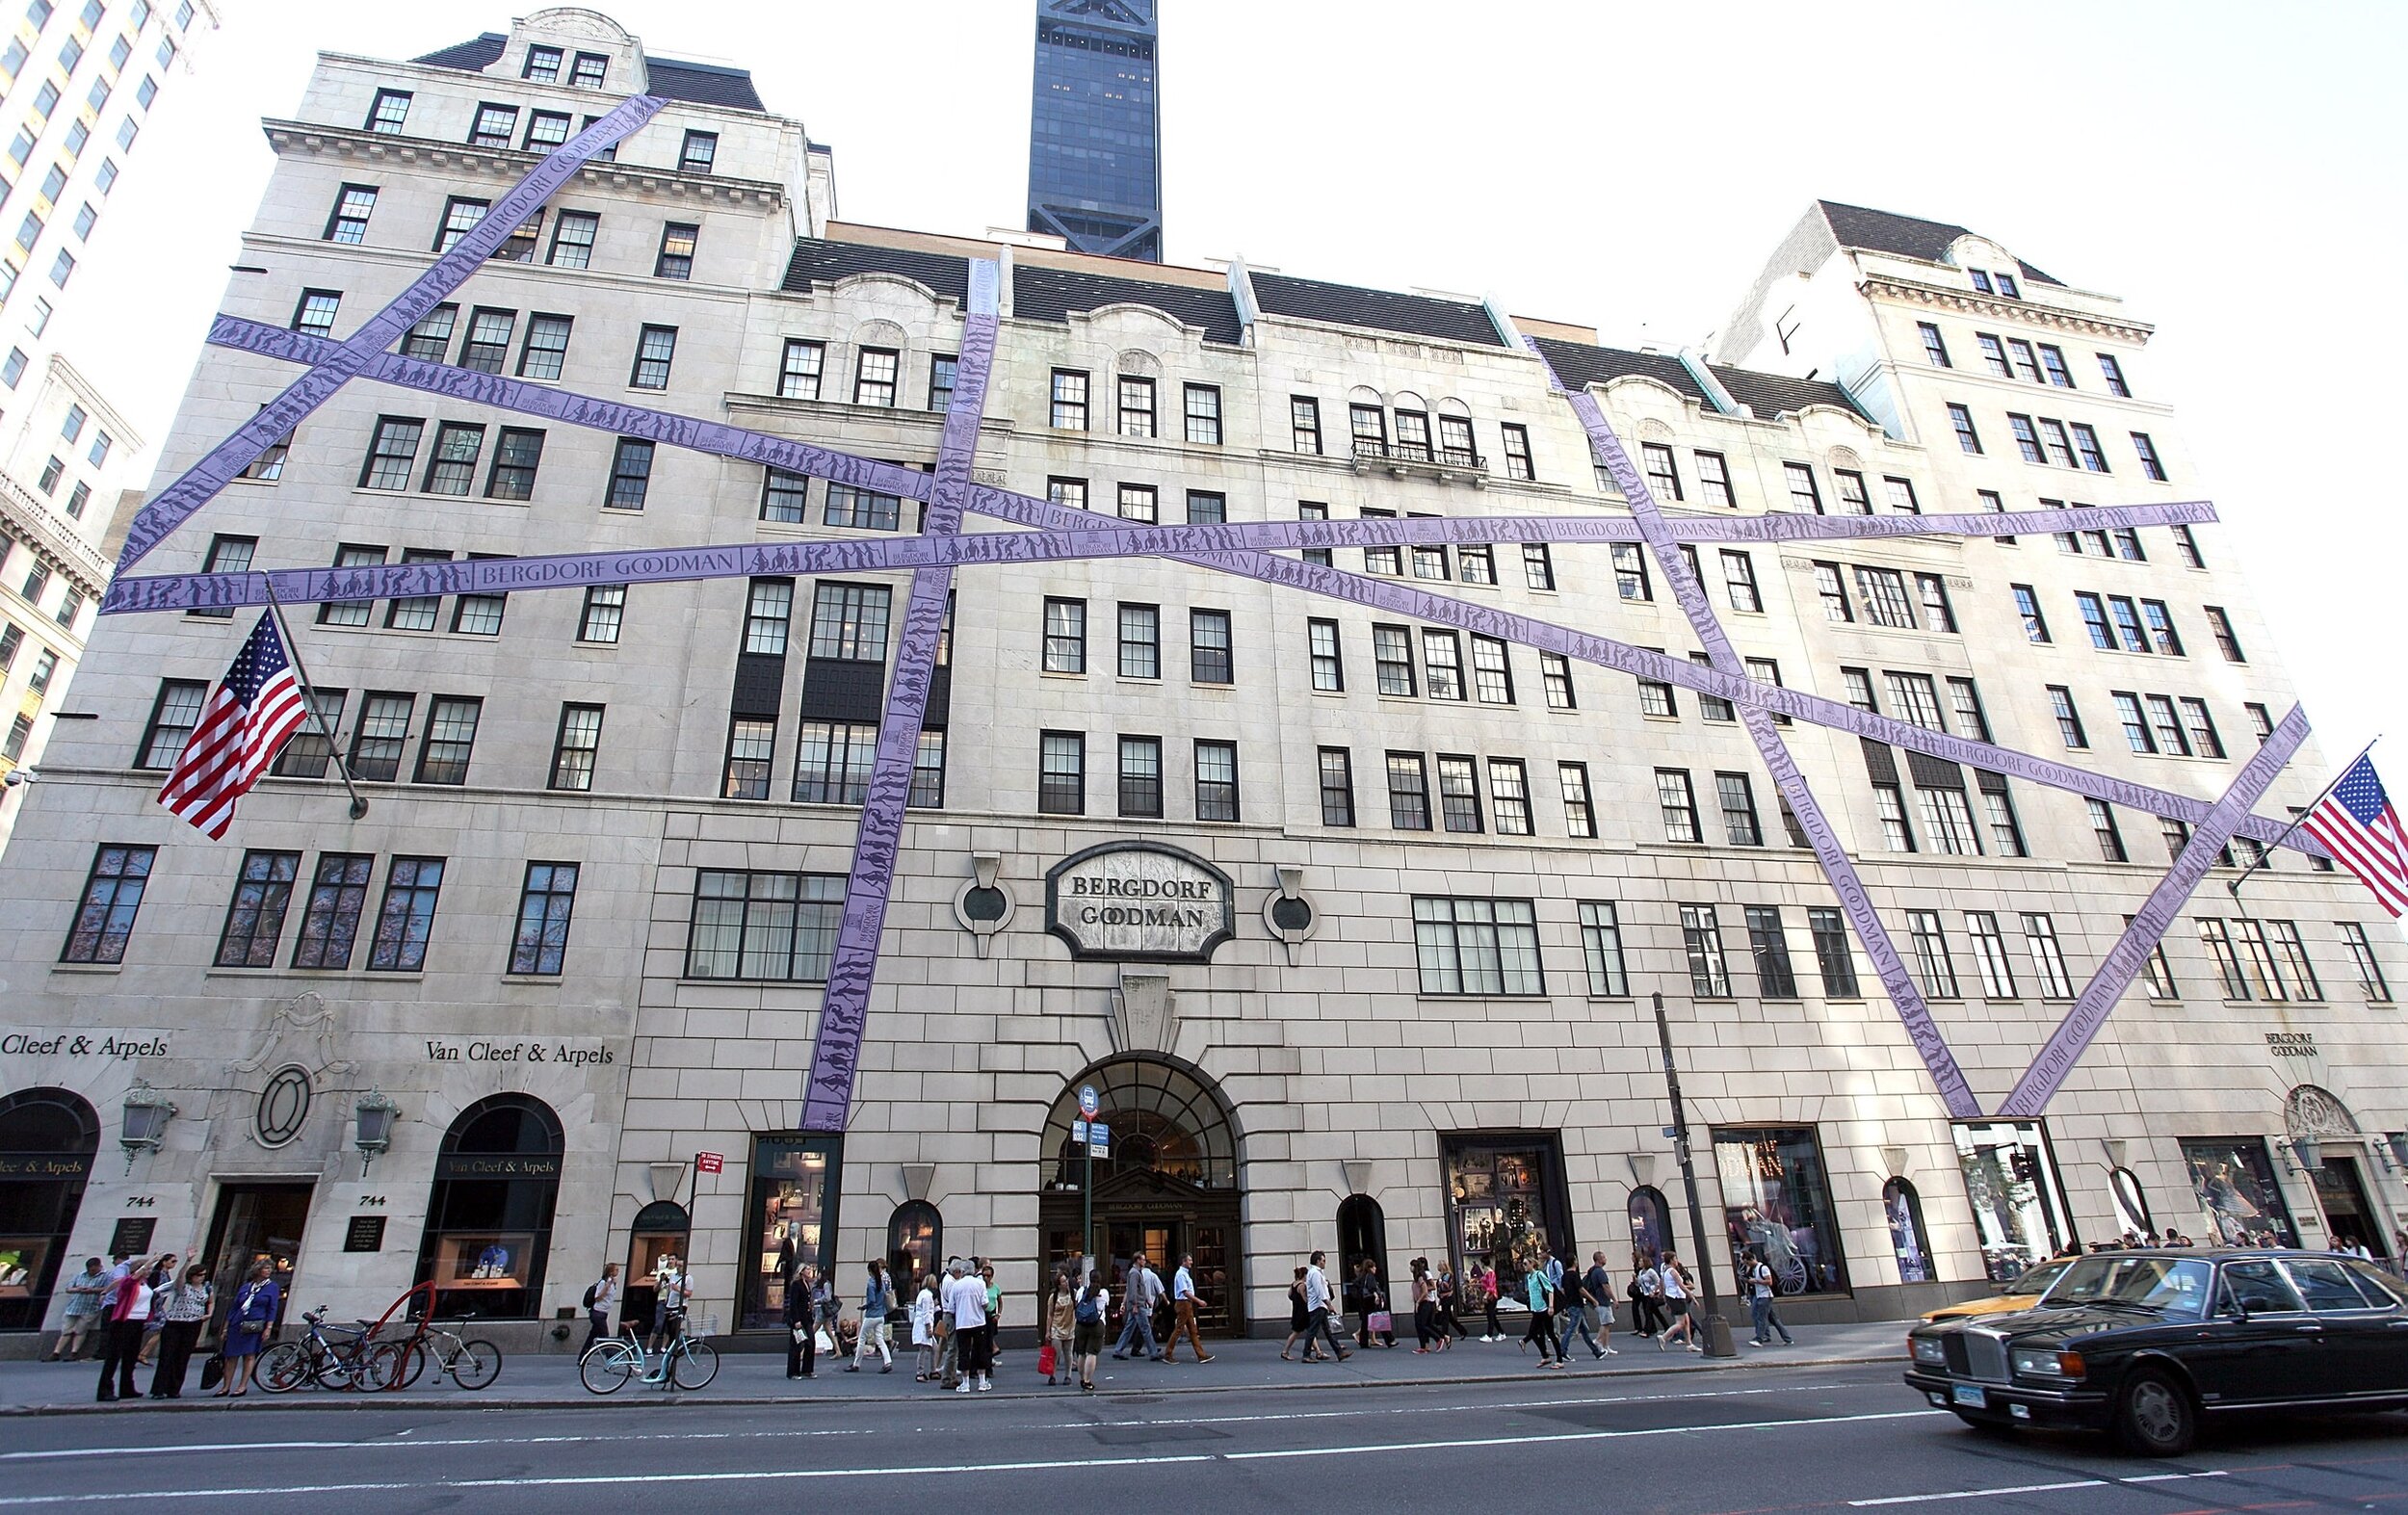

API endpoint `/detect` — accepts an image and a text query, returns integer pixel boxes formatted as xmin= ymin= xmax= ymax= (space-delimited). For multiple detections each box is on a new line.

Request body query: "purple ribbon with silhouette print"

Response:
xmin=114 ymin=94 xmax=666 ymax=572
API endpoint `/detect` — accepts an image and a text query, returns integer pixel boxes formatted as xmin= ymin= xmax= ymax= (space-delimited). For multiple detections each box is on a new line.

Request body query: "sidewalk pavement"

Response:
xmin=0 ymin=1319 xmax=1911 ymax=1416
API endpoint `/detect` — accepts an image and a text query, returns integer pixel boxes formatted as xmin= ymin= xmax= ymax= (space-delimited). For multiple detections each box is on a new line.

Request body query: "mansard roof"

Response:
xmin=1816 ymin=199 xmax=2063 ymax=288
xmin=412 ymin=34 xmax=768 ymax=112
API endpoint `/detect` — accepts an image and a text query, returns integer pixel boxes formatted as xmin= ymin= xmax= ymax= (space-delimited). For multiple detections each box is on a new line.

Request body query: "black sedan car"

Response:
xmin=1905 ymin=1249 xmax=2408 ymax=1454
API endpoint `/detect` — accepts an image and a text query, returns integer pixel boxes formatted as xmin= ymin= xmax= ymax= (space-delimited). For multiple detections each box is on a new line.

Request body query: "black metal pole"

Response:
xmin=1654 ymin=990 xmax=1735 ymax=1357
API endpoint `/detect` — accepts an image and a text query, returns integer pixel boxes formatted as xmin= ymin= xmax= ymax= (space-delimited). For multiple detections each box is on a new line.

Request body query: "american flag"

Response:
xmin=157 ymin=612 xmax=309 ymax=839
xmin=2301 ymin=753 xmax=2408 ymax=918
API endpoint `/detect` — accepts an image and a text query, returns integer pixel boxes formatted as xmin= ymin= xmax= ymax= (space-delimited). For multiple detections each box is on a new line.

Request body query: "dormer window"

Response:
xmin=1996 ymin=271 xmax=2022 ymax=299
xmin=522 ymin=44 xmax=563 ymax=83
xmin=1969 ymin=269 xmax=1993 ymax=294
xmin=571 ymin=52 xmax=609 ymax=88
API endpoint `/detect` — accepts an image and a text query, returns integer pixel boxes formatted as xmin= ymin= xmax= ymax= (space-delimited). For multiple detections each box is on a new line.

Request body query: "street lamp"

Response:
xmin=354 ymin=1089 xmax=399 ymax=1177
xmin=118 ymin=1080 xmax=177 ymax=1171
xmin=2285 ymin=1136 xmax=2322 ymax=1175
xmin=1651 ymin=991 xmax=1736 ymax=1358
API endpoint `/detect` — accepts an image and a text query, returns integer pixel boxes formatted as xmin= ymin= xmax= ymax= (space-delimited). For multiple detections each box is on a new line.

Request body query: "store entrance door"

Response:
xmin=199 ymin=1183 xmax=313 ymax=1344
xmin=2313 ymin=1156 xmax=2389 ymax=1258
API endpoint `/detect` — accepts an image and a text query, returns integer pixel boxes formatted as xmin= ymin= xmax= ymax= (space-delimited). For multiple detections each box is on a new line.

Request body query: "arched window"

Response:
xmin=2107 ymin=1167 xmax=2153 ymax=1239
xmin=414 ymin=1094 xmax=563 ymax=1320
xmin=1627 ymin=1186 xmax=1673 ymax=1263
xmin=888 ymin=1201 xmax=941 ymax=1290
xmin=1039 ymin=1058 xmax=1238 ymax=1193
xmin=1336 ymin=1194 xmax=1390 ymax=1308
xmin=0 ymin=1087 xmax=99 ymax=1332
xmin=1883 ymin=1178 xmax=1933 ymax=1284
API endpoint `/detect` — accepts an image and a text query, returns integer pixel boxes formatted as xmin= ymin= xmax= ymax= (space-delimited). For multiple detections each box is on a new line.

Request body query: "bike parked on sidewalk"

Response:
xmin=257 ymin=1307 xmax=390 ymax=1393
xmin=580 ymin=1313 xmax=720 ymax=1394
xmin=365 ymin=1315 xmax=502 ymax=1391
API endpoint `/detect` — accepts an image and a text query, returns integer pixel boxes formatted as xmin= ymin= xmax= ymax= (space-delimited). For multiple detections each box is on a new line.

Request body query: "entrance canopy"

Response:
xmin=1040 ymin=1057 xmax=1237 ymax=1191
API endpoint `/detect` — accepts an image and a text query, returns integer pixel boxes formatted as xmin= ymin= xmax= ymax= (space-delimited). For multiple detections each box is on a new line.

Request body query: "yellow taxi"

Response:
xmin=1921 ymin=1258 xmax=2074 ymax=1322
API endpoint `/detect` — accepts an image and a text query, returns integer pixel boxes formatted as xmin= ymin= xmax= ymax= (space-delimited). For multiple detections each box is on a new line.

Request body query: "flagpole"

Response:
xmin=2228 ymin=734 xmax=2377 ymax=902
xmin=260 ymin=579 xmax=370 ymax=821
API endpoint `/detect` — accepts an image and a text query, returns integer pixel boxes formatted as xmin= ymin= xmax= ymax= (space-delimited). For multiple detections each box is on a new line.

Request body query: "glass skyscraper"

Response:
xmin=1026 ymin=0 xmax=1162 ymax=262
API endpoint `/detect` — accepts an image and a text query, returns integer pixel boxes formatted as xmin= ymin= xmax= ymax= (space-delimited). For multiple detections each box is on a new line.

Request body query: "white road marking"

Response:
xmin=0 ymin=1408 xmax=1946 ymax=1504
xmin=1847 ymin=1470 xmax=2229 ymax=1506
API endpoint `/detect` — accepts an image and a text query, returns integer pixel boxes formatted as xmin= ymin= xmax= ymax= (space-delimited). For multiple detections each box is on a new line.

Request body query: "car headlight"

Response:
xmin=2010 ymin=1346 xmax=2084 ymax=1380
xmin=1911 ymin=1336 xmax=1947 ymax=1366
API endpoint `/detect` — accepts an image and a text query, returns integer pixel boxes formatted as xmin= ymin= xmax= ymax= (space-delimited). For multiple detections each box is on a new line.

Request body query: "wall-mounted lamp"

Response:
xmin=118 ymin=1080 xmax=177 ymax=1171
xmin=2383 ymin=1133 xmax=2408 ymax=1173
xmin=2287 ymin=1136 xmax=2323 ymax=1175
xmin=353 ymin=1089 xmax=399 ymax=1177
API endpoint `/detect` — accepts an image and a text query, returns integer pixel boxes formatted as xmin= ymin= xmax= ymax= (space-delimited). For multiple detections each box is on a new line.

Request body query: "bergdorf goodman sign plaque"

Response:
xmin=1045 ymin=843 xmax=1236 ymax=962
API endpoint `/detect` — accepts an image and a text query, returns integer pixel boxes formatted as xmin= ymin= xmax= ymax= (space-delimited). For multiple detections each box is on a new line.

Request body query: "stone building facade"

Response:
xmin=0 ymin=10 xmax=2398 ymax=1351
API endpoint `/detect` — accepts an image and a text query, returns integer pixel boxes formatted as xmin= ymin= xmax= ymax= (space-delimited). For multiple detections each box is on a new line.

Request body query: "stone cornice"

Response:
xmin=262 ymin=120 xmax=791 ymax=210
xmin=0 ymin=471 xmax=108 ymax=597
xmin=1860 ymin=274 xmax=2153 ymax=344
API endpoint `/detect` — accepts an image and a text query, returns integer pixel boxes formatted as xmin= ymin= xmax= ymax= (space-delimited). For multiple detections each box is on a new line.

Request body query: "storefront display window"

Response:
xmin=1884 ymin=1178 xmax=1932 ymax=1284
xmin=886 ymin=1201 xmax=940 ymax=1289
xmin=2179 ymin=1136 xmax=2296 ymax=1247
xmin=1627 ymin=1186 xmax=1672 ymax=1263
xmin=1952 ymin=1120 xmax=2074 ymax=1281
xmin=0 ymin=1087 xmax=98 ymax=1333
xmin=1442 ymin=1135 xmax=1568 ymax=1300
xmin=414 ymin=1095 xmax=563 ymax=1320
xmin=2109 ymin=1167 xmax=2154 ymax=1239
xmin=1711 ymin=1127 xmax=1848 ymax=1295
xmin=745 ymin=1135 xmax=841 ymax=1330
xmin=620 ymin=1200 xmax=689 ymax=1335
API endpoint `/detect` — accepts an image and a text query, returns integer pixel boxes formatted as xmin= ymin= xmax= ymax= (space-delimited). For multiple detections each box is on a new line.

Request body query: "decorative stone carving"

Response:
xmin=1112 ymin=969 xmax=1173 ymax=1055
xmin=1262 ymin=865 xmax=1319 ymax=966
xmin=953 ymin=852 xmax=1014 ymax=958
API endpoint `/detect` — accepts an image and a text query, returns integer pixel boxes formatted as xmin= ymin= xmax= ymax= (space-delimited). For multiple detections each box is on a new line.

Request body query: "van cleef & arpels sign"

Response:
xmin=1044 ymin=843 xmax=1235 ymax=962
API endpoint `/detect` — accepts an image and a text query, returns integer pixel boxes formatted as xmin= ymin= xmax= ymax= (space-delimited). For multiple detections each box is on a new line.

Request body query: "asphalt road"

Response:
xmin=3 ymin=1361 xmax=2404 ymax=1512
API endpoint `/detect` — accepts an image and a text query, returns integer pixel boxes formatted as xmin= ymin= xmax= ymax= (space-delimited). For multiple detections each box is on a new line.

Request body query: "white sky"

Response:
xmin=74 ymin=0 xmax=2406 ymax=787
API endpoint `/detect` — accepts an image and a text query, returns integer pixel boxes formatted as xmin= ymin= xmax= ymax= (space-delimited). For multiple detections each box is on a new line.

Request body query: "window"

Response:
xmin=2020 ymin=914 xmax=2076 ymax=998
xmin=2070 ymin=423 xmax=2109 ymax=472
xmin=1040 ymin=597 xmax=1086 ymax=674
xmin=587 ymin=437 xmax=656 ymax=512
xmin=1180 ymin=383 xmax=1221 ymax=445
xmin=909 ymin=730 xmax=947 ymax=809
xmin=1436 ymin=755 xmax=1482 ymax=833
xmin=1692 ymin=451 xmax=1734 ymax=508
xmin=1487 ymin=760 xmax=1531 ymax=836
xmin=1116 ymin=376 xmax=1155 ymax=437
xmin=18 ymin=558 xmax=45 ymax=602
xmin=742 ymin=578 xmax=793 ymax=655
xmin=2204 ymin=605 xmax=2244 ymax=662
xmin=2131 ymin=431 xmax=2167 ymax=481
xmin=774 ymin=338 xmax=825 ymax=400
xmin=469 ymin=103 xmax=517 ymax=148
xmin=1936 ymin=677 xmax=1989 ymax=741
xmin=214 ymin=850 xmax=300 ymax=968
xmin=753 ymin=468 xmax=810 ymax=523
xmin=579 ymin=584 xmax=625 ymax=643
xmin=1471 ymin=637 xmax=1514 ymax=704
xmin=1115 ymin=735 xmax=1163 ymax=818
xmin=653 ymin=222 xmax=697 ymax=280
xmin=367 ymin=88 xmax=411 ymax=133
xmin=1386 ymin=752 xmax=1430 ymax=829
xmin=1916 ymin=573 xmax=1957 ymax=632
xmin=2264 ymin=920 xmax=2322 ymax=1001
xmin=1117 ymin=603 xmax=1162 ymax=680
xmin=1317 ymin=747 xmax=1354 ymax=826
xmin=548 ymin=704 xmax=603 ymax=792
xmin=365 ymin=856 xmax=445 ymax=971
xmin=2030 ymin=685 xmax=2085 ymax=749
xmin=1193 ymin=740 xmax=1240 ymax=822
xmin=1540 ymin=653 xmax=1575 ymax=711
xmin=1394 ymin=408 xmax=1432 ymax=462
xmin=1804 ymin=908 xmax=1858 ymax=998
xmin=807 ymin=583 xmax=890 ymax=662
xmin=506 ymin=862 xmax=579 ymax=977
xmin=2177 ymin=698 xmax=2225 ymax=758
xmin=1640 ymin=442 xmax=1681 ymax=501
xmin=290 ymin=853 xmax=374 ymax=969
xmin=1038 ymin=731 xmax=1085 ymax=814
xmin=270 ymin=690 xmax=344 ymax=778
xmin=1803 ymin=562 xmax=1848 ymax=623
xmin=1679 ymin=903 xmax=1731 ymax=997
xmin=510 ymin=312 xmax=573 ymax=380
xmin=1291 ymin=396 xmax=1322 ymax=454
xmin=1717 ymin=771 xmax=1762 ymax=846
xmin=315 ymin=542 xmax=386 ymax=630
xmin=484 ymin=427 xmax=544 ymax=500
xmin=1778 ymin=460 xmax=1820 ymax=513
xmin=684 ymin=872 xmax=847 ymax=981
xmin=1947 ymin=403 xmax=1982 ymax=454
xmin=1402 ymin=630 xmax=1461 ymax=701
xmin=1050 ymin=369 xmax=1087 ymax=430
xmin=1739 ymin=906 xmax=1794 ymax=998
xmin=286 ymin=287 xmax=340 ymax=339
xmin=1500 ymin=424 xmax=1533 ymax=480
xmin=1980 ymin=776 xmax=2030 ymax=856
xmin=380 ymin=547 xmax=449 ymax=630
xmin=1360 ymin=506 xmax=1401 ymax=575
xmin=521 ymin=43 xmax=562 ymax=81
xmin=1856 ymin=566 xmax=1916 ymax=629
xmin=1720 ymin=550 xmax=1762 ymax=613
xmin=323 ymin=182 xmax=376 ymax=244
xmin=1976 ymin=333 xmax=2012 ymax=378
xmin=523 ymin=110 xmax=571 ymax=150
xmin=1613 ymin=545 xmax=1653 ymax=602
xmin=2340 ymin=922 xmax=2392 ymax=1002
xmin=2196 ymin=920 xmax=2249 ymax=1000
xmin=1414 ymin=897 xmax=1543 ymax=995
xmin=851 ymin=347 xmax=899 ymax=406
xmin=1457 ymin=542 xmax=1494 ymax=585
xmin=1874 ymin=783 xmax=1915 ymax=851
xmin=2009 ymin=584 xmax=2050 ymax=643
xmin=2095 ymin=353 xmax=2131 ymax=396
xmin=400 ymin=305 xmax=456 ymax=362
xmin=1656 ymin=769 xmax=1702 ymax=843
xmin=1190 ymin=609 xmax=1232 ymax=684
xmin=1539 ymin=761 xmax=1594 ymax=841
xmin=792 ymin=721 xmax=877 ymax=804
xmin=1372 ymin=625 xmax=1415 ymax=695
xmin=2087 ymin=798 xmax=2128 ymax=861
xmin=413 ymin=421 xmax=481 ymax=496
xmin=1349 ymin=403 xmax=1387 ymax=456
xmin=927 ymin=353 xmax=957 ymax=411
xmin=1827 ymin=468 xmax=1868 ymax=515
xmin=1305 ymin=617 xmax=1342 ymax=691
xmin=2245 ymin=703 xmax=2274 ymax=743
xmin=629 ymin=325 xmax=677 ymax=389
xmin=413 ymin=696 xmax=481 ymax=784
xmin=720 ymin=718 xmax=775 ymax=800
xmin=456 ymin=306 xmax=515 ymax=374
xmin=1438 ymin=414 xmax=1478 ymax=467
xmin=1636 ymin=655 xmax=1676 ymax=718
xmin=1903 ymin=910 xmax=1958 ymax=997
xmin=2172 ymin=525 xmax=2205 ymax=569
xmin=134 ymin=678 xmax=206 ymax=768
xmin=571 ymin=52 xmax=608 ymax=87
xmin=678 ymin=130 xmax=718 ymax=174
xmin=1690 ymin=653 xmax=1735 ymax=722
xmin=191 ymin=535 xmax=255 ymax=617
xmin=1116 ymin=483 xmax=1157 ymax=523
xmin=2133 ymin=919 xmax=2179 ymax=999
xmin=1965 ymin=912 xmax=2018 ymax=998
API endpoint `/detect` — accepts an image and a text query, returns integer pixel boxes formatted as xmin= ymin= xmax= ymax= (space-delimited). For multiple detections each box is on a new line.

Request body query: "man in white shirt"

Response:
xmin=1163 ymin=1252 xmax=1214 ymax=1365
xmin=944 ymin=1258 xmax=991 ymax=1393
xmin=1300 ymin=1250 xmax=1349 ymax=1360
xmin=1113 ymin=1253 xmax=1163 ymax=1361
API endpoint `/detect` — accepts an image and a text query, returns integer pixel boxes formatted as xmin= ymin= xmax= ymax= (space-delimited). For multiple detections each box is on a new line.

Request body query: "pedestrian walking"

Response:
xmin=1658 ymin=1251 xmax=1700 ymax=1352
xmin=1071 ymin=1267 xmax=1108 ymax=1392
xmin=1350 ymin=1259 xmax=1395 ymax=1348
xmin=212 ymin=1260 xmax=280 ymax=1397
xmin=1478 ymin=1263 xmax=1502 ymax=1341
xmin=1746 ymin=1247 xmax=1795 ymax=1346
xmin=1630 ymin=1249 xmax=1665 ymax=1338
xmin=1279 ymin=1266 xmax=1313 ymax=1360
xmin=1163 ymin=1251 xmax=1214 ymax=1364
xmin=847 ymin=1260 xmax=896 ymax=1371
xmin=581 ymin=1264 xmax=620 ymax=1358
xmin=47 ymin=1257 xmax=106 ymax=1361
xmin=1584 ymin=1251 xmax=1619 ymax=1357
xmin=1521 ymin=1264 xmax=1563 ymax=1368
xmin=1557 ymin=1252 xmax=1609 ymax=1360
xmin=943 ymin=1258 xmax=992 ymax=1393
xmin=1112 ymin=1252 xmax=1163 ymax=1361
xmin=1434 ymin=1264 xmax=1470 ymax=1340
xmin=784 ymin=1262 xmax=818 ymax=1379
xmin=146 ymin=1264 xmax=213 ymax=1398
xmin=1409 ymin=1258 xmax=1453 ymax=1352
xmin=1299 ymin=1250 xmax=1350 ymax=1361
xmin=1043 ymin=1270 xmax=1076 ymax=1384
xmin=94 ymin=1253 xmax=157 ymax=1401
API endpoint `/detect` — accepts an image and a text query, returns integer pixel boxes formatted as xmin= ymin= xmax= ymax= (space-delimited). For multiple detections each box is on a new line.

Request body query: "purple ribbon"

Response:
xmin=114 ymin=96 xmax=665 ymax=572
xmin=1997 ymin=703 xmax=2312 ymax=1118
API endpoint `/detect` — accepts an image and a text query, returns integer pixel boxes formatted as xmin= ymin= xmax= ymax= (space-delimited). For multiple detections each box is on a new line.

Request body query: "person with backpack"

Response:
xmin=1583 ymin=1251 xmax=1619 ymax=1357
xmin=1070 ymin=1267 xmax=1108 ymax=1392
xmin=1746 ymin=1246 xmax=1795 ymax=1346
xmin=847 ymin=1260 xmax=895 ymax=1371
xmin=581 ymin=1263 xmax=620 ymax=1358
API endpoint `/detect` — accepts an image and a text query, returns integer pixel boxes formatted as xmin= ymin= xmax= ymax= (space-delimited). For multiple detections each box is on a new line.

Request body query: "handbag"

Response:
xmin=792 ymin=1323 xmax=811 ymax=1345
xmin=1037 ymin=1343 xmax=1057 ymax=1376
xmin=197 ymin=1353 xmax=225 ymax=1392
xmin=1365 ymin=1310 xmax=1393 ymax=1334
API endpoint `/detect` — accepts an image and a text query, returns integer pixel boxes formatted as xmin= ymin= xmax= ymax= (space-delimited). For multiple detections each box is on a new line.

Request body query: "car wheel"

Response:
xmin=2116 ymin=1369 xmax=2196 ymax=1457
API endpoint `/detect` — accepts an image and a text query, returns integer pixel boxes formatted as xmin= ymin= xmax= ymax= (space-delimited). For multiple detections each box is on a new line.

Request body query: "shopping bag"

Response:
xmin=1037 ymin=1343 xmax=1057 ymax=1377
xmin=813 ymin=1327 xmax=834 ymax=1354
xmin=1366 ymin=1310 xmax=1393 ymax=1334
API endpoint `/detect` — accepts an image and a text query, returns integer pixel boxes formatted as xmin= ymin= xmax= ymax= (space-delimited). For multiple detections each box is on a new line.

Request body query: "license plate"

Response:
xmin=1952 ymin=1384 xmax=1988 ymax=1408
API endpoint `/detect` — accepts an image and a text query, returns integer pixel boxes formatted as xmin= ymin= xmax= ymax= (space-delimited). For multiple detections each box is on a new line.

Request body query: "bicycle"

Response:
xmin=258 ymin=1307 xmax=389 ymax=1393
xmin=368 ymin=1316 xmax=502 ymax=1391
xmin=579 ymin=1313 xmax=719 ymax=1394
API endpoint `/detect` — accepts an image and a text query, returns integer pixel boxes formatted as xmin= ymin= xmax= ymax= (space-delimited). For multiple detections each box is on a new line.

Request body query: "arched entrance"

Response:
xmin=2287 ymin=1084 xmax=2391 ymax=1258
xmin=413 ymin=1094 xmax=563 ymax=1319
xmin=1336 ymin=1194 xmax=1390 ymax=1315
xmin=621 ymin=1200 xmax=689 ymax=1336
xmin=1039 ymin=1056 xmax=1243 ymax=1335
xmin=0 ymin=1088 xmax=99 ymax=1333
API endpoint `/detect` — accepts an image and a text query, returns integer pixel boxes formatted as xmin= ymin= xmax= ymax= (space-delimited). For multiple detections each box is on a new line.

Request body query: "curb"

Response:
xmin=0 ymin=1348 xmax=1899 ymax=1418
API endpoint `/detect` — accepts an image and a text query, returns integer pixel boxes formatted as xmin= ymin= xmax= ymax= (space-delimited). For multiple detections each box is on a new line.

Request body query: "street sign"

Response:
xmin=1071 ymin=1120 xmax=1088 ymax=1142
xmin=695 ymin=1151 xmax=724 ymax=1174
xmin=1087 ymin=1121 xmax=1110 ymax=1158
xmin=1078 ymin=1084 xmax=1099 ymax=1118
xmin=1662 ymin=1126 xmax=1677 ymax=1140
